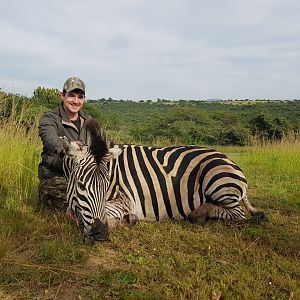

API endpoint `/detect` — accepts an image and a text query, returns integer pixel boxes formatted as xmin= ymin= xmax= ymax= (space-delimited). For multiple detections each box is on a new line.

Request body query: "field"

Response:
xmin=0 ymin=94 xmax=299 ymax=299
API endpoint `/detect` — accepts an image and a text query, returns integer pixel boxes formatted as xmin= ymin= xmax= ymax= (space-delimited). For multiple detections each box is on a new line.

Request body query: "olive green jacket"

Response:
xmin=38 ymin=102 xmax=92 ymax=178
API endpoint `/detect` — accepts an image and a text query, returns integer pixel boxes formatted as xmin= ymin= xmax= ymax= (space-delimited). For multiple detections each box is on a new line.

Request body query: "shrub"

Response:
xmin=250 ymin=113 xmax=291 ymax=140
xmin=32 ymin=86 xmax=60 ymax=105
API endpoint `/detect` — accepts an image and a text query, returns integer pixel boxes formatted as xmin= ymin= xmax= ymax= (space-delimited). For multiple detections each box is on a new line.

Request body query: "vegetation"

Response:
xmin=2 ymin=88 xmax=300 ymax=146
xmin=88 ymin=98 xmax=299 ymax=146
xmin=31 ymin=86 xmax=61 ymax=105
xmin=0 ymin=90 xmax=299 ymax=299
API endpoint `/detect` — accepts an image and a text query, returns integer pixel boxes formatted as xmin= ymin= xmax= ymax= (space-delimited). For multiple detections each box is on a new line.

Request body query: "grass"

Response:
xmin=0 ymin=98 xmax=299 ymax=299
xmin=220 ymin=136 xmax=300 ymax=213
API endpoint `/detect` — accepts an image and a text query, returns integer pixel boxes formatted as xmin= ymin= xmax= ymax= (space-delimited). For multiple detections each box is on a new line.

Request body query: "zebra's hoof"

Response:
xmin=187 ymin=208 xmax=208 ymax=225
xmin=187 ymin=214 xmax=207 ymax=225
xmin=250 ymin=212 xmax=268 ymax=225
xmin=188 ymin=217 xmax=207 ymax=225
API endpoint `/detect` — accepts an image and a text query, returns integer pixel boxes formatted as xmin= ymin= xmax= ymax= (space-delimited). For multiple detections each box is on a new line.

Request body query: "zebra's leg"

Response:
xmin=121 ymin=213 xmax=139 ymax=226
xmin=187 ymin=202 xmax=246 ymax=224
xmin=105 ymin=192 xmax=139 ymax=228
xmin=107 ymin=214 xmax=139 ymax=228
xmin=188 ymin=200 xmax=267 ymax=225
xmin=107 ymin=217 xmax=122 ymax=228
xmin=187 ymin=203 xmax=221 ymax=224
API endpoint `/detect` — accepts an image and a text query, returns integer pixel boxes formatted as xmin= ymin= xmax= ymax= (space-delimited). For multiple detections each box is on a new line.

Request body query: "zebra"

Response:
xmin=62 ymin=119 xmax=267 ymax=243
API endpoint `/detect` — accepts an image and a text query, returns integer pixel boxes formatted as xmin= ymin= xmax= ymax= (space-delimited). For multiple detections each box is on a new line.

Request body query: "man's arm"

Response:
xmin=39 ymin=113 xmax=64 ymax=156
xmin=38 ymin=113 xmax=64 ymax=173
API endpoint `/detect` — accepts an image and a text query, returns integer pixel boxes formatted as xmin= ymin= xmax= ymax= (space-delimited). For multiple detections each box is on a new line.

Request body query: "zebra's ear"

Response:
xmin=107 ymin=147 xmax=123 ymax=160
xmin=61 ymin=136 xmax=74 ymax=156
xmin=61 ymin=137 xmax=84 ymax=158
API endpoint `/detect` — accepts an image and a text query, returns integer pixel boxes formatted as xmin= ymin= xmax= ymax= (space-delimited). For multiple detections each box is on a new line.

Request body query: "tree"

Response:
xmin=250 ymin=113 xmax=291 ymax=140
xmin=32 ymin=87 xmax=60 ymax=104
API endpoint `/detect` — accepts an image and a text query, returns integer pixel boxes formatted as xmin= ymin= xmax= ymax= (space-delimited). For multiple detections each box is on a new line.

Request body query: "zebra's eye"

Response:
xmin=77 ymin=181 xmax=85 ymax=190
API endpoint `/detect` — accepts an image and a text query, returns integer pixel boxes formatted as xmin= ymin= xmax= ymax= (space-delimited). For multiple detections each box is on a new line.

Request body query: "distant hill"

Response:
xmin=206 ymin=98 xmax=224 ymax=102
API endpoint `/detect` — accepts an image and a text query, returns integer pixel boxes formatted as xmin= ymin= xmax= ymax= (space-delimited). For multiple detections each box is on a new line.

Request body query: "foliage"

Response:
xmin=250 ymin=113 xmax=292 ymax=140
xmin=0 ymin=91 xmax=53 ymax=129
xmin=1 ymin=89 xmax=299 ymax=147
xmin=88 ymin=98 xmax=299 ymax=146
xmin=32 ymin=86 xmax=61 ymax=105
xmin=0 ymin=95 xmax=40 ymax=206
xmin=0 ymin=91 xmax=28 ymax=119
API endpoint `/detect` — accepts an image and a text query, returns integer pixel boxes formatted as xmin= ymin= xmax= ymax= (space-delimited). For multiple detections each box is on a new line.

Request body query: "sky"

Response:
xmin=0 ymin=0 xmax=299 ymax=100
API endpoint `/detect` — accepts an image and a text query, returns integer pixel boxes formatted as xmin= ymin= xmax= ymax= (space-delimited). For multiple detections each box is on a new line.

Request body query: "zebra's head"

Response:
xmin=61 ymin=120 xmax=122 ymax=243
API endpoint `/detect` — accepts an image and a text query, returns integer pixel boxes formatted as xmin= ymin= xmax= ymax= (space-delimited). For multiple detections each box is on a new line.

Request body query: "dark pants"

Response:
xmin=38 ymin=176 xmax=68 ymax=210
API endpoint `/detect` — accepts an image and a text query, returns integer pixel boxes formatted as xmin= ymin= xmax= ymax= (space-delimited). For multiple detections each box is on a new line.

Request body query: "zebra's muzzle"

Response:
xmin=86 ymin=218 xmax=109 ymax=243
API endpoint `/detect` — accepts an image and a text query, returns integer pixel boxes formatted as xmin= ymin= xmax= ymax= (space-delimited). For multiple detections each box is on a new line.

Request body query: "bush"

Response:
xmin=217 ymin=125 xmax=249 ymax=146
xmin=0 ymin=91 xmax=28 ymax=119
xmin=32 ymin=87 xmax=60 ymax=105
xmin=250 ymin=113 xmax=291 ymax=140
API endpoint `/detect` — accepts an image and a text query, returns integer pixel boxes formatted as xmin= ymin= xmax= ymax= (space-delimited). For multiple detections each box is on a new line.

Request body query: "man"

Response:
xmin=38 ymin=77 xmax=92 ymax=209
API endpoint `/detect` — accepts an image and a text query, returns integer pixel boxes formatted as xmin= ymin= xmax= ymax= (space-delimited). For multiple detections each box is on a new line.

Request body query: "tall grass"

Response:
xmin=220 ymin=135 xmax=300 ymax=213
xmin=248 ymin=136 xmax=300 ymax=202
xmin=0 ymin=95 xmax=41 ymax=209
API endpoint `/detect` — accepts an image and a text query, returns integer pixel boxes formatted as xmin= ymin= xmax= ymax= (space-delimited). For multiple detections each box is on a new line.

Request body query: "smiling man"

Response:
xmin=38 ymin=77 xmax=92 ymax=209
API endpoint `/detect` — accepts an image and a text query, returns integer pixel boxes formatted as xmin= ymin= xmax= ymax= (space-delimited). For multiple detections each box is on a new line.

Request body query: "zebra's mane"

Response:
xmin=85 ymin=119 xmax=108 ymax=164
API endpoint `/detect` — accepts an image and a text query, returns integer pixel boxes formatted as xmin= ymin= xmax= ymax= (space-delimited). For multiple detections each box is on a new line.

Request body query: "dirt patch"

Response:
xmin=0 ymin=244 xmax=127 ymax=299
xmin=49 ymin=282 xmax=80 ymax=300
xmin=0 ymin=289 xmax=13 ymax=300
xmin=81 ymin=248 xmax=127 ymax=272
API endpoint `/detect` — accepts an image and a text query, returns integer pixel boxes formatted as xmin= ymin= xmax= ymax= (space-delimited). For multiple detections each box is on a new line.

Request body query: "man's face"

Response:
xmin=62 ymin=89 xmax=85 ymax=117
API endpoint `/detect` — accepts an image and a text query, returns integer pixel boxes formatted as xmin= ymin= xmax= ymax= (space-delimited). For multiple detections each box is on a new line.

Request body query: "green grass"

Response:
xmin=0 ymin=98 xmax=299 ymax=299
xmin=220 ymin=137 xmax=300 ymax=213
xmin=0 ymin=122 xmax=40 ymax=209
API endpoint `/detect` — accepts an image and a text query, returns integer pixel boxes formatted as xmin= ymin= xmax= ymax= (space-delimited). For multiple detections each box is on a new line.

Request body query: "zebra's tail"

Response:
xmin=240 ymin=196 xmax=268 ymax=225
xmin=241 ymin=195 xmax=258 ymax=214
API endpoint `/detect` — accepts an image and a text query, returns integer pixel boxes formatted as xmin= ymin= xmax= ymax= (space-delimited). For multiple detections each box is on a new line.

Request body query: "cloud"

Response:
xmin=0 ymin=0 xmax=299 ymax=99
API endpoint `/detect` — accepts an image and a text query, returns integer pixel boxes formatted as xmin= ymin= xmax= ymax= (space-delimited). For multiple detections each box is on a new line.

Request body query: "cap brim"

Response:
xmin=65 ymin=86 xmax=85 ymax=93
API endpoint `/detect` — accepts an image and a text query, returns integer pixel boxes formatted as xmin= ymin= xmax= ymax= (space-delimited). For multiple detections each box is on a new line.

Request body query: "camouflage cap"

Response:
xmin=63 ymin=77 xmax=86 ymax=93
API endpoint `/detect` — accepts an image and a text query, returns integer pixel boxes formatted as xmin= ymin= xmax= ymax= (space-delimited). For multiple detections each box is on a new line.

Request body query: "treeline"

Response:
xmin=1 ymin=87 xmax=299 ymax=146
xmin=87 ymin=99 xmax=299 ymax=145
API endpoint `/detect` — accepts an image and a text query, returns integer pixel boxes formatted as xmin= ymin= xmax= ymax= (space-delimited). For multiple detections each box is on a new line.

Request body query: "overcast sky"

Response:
xmin=0 ymin=0 xmax=299 ymax=100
